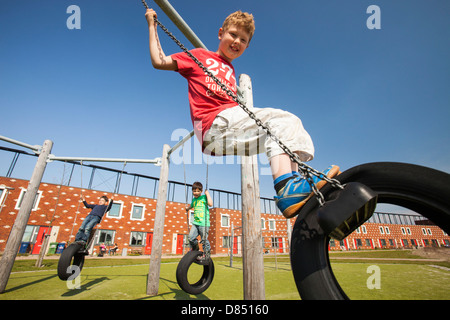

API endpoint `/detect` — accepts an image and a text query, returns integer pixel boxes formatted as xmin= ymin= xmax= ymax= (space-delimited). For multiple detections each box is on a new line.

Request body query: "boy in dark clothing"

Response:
xmin=75 ymin=195 xmax=113 ymax=245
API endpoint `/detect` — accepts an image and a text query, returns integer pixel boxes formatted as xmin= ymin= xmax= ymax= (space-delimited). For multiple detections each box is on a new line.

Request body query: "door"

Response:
xmin=144 ymin=233 xmax=153 ymax=254
xmin=278 ymin=237 xmax=284 ymax=253
xmin=31 ymin=226 xmax=49 ymax=254
xmin=176 ymin=234 xmax=184 ymax=254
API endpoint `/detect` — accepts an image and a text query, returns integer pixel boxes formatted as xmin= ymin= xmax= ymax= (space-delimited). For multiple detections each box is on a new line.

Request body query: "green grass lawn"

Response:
xmin=1 ymin=251 xmax=449 ymax=300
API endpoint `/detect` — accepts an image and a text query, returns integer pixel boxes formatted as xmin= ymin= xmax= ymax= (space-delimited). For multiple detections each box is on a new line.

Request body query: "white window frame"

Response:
xmin=189 ymin=211 xmax=194 ymax=225
xmin=107 ymin=200 xmax=124 ymax=219
xmin=130 ymin=231 xmax=146 ymax=246
xmin=221 ymin=214 xmax=230 ymax=228
xmin=268 ymin=219 xmax=275 ymax=231
xmin=95 ymin=229 xmax=116 ymax=245
xmin=0 ymin=186 xmax=8 ymax=207
xmin=261 ymin=218 xmax=266 ymax=230
xmin=130 ymin=203 xmax=145 ymax=221
xmin=15 ymin=188 xmax=42 ymax=211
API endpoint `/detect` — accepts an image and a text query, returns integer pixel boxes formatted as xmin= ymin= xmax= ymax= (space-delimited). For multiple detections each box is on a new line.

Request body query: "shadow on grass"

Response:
xmin=61 ymin=276 xmax=110 ymax=297
xmin=4 ymin=274 xmax=58 ymax=293
xmin=136 ymin=276 xmax=211 ymax=300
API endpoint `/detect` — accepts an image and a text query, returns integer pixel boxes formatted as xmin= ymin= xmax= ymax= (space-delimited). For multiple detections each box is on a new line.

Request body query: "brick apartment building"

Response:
xmin=0 ymin=176 xmax=449 ymax=257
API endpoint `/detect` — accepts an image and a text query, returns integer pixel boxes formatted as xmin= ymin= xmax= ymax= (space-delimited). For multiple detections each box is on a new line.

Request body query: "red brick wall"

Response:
xmin=1 ymin=177 xmax=449 ymax=256
xmin=329 ymin=223 xmax=449 ymax=250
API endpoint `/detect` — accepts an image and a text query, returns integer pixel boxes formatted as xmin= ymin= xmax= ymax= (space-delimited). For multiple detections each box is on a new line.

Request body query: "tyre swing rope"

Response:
xmin=176 ymin=144 xmax=215 ymax=295
xmin=59 ymin=160 xmax=86 ymax=280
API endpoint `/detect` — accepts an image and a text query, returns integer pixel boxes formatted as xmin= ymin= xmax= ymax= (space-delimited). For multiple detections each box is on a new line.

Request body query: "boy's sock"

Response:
xmin=274 ymin=172 xmax=295 ymax=194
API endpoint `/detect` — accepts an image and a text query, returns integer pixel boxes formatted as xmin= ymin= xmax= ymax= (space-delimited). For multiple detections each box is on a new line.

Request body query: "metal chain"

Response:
xmin=142 ymin=0 xmax=344 ymax=205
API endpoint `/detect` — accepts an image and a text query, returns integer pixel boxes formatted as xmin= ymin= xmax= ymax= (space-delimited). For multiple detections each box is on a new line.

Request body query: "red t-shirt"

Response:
xmin=171 ymin=48 xmax=237 ymax=146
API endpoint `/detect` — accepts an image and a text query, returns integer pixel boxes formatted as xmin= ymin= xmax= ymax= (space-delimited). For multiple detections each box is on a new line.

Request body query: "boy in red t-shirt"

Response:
xmin=145 ymin=9 xmax=339 ymax=219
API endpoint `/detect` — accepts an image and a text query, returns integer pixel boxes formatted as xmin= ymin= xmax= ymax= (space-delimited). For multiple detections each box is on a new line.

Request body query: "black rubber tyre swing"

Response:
xmin=290 ymin=162 xmax=450 ymax=300
xmin=57 ymin=242 xmax=86 ymax=281
xmin=176 ymin=250 xmax=215 ymax=295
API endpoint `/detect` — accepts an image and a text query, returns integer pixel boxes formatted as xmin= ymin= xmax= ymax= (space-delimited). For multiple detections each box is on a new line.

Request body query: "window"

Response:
xmin=15 ymin=189 xmax=42 ymax=211
xmin=379 ymin=226 xmax=384 ymax=234
xmin=107 ymin=201 xmax=123 ymax=218
xmin=422 ymin=228 xmax=427 ymax=235
xmin=380 ymin=239 xmax=386 ymax=247
xmin=131 ymin=204 xmax=145 ymax=220
xmin=427 ymin=228 xmax=432 ymax=235
xmin=223 ymin=236 xmax=232 ymax=248
xmin=401 ymin=227 xmax=406 ymax=235
xmin=96 ymin=230 xmax=115 ymax=245
xmin=389 ymin=239 xmax=394 ymax=246
xmin=21 ymin=225 xmax=39 ymax=243
xmin=221 ymin=214 xmax=230 ymax=227
xmin=271 ymin=237 xmax=280 ymax=248
xmin=361 ymin=225 xmax=367 ymax=234
xmin=0 ymin=187 xmax=6 ymax=206
xmin=365 ymin=239 xmax=371 ymax=247
xmin=261 ymin=218 xmax=266 ymax=230
xmin=130 ymin=231 xmax=146 ymax=246
xmin=356 ymin=239 xmax=362 ymax=248
xmin=385 ymin=227 xmax=390 ymax=234
xmin=406 ymin=228 xmax=411 ymax=235
xmin=268 ymin=219 xmax=275 ymax=231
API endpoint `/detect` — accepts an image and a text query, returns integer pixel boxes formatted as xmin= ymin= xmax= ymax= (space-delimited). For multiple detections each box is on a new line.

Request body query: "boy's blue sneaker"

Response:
xmin=274 ymin=165 xmax=340 ymax=218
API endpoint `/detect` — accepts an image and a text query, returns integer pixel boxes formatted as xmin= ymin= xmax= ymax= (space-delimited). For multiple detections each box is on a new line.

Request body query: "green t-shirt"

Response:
xmin=191 ymin=194 xmax=210 ymax=227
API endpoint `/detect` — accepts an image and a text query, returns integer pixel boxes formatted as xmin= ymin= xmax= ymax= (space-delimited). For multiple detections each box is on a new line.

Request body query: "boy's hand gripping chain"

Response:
xmin=141 ymin=0 xmax=344 ymax=206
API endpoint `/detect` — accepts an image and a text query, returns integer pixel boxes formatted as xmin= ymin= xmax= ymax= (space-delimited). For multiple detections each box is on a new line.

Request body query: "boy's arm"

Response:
xmin=204 ymin=190 xmax=213 ymax=207
xmin=83 ymin=201 xmax=95 ymax=209
xmin=145 ymin=9 xmax=178 ymax=71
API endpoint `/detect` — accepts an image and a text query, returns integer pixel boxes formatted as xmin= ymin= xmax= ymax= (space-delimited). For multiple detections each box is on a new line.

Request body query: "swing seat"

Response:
xmin=317 ymin=182 xmax=377 ymax=240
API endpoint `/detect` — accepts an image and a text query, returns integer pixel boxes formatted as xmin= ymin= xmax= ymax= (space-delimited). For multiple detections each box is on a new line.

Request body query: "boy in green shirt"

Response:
xmin=185 ymin=181 xmax=213 ymax=260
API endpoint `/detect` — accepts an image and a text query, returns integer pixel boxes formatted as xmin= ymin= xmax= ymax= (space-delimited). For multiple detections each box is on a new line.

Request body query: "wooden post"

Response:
xmin=230 ymin=223 xmax=234 ymax=268
xmin=146 ymin=144 xmax=170 ymax=296
xmin=0 ymin=139 xmax=53 ymax=293
xmin=239 ymin=74 xmax=265 ymax=300
xmin=35 ymin=230 xmax=50 ymax=268
xmin=286 ymin=218 xmax=292 ymax=250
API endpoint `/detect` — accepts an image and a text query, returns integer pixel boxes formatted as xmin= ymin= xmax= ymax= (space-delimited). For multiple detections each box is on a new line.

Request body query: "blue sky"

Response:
xmin=1 ymin=0 xmax=449 ymax=208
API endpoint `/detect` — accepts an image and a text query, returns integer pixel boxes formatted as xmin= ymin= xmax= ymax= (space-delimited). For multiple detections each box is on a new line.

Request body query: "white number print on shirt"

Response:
xmin=204 ymin=58 xmax=236 ymax=98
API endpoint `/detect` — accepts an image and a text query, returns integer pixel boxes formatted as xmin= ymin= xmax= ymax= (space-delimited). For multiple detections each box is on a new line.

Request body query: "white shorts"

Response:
xmin=203 ymin=106 xmax=314 ymax=161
